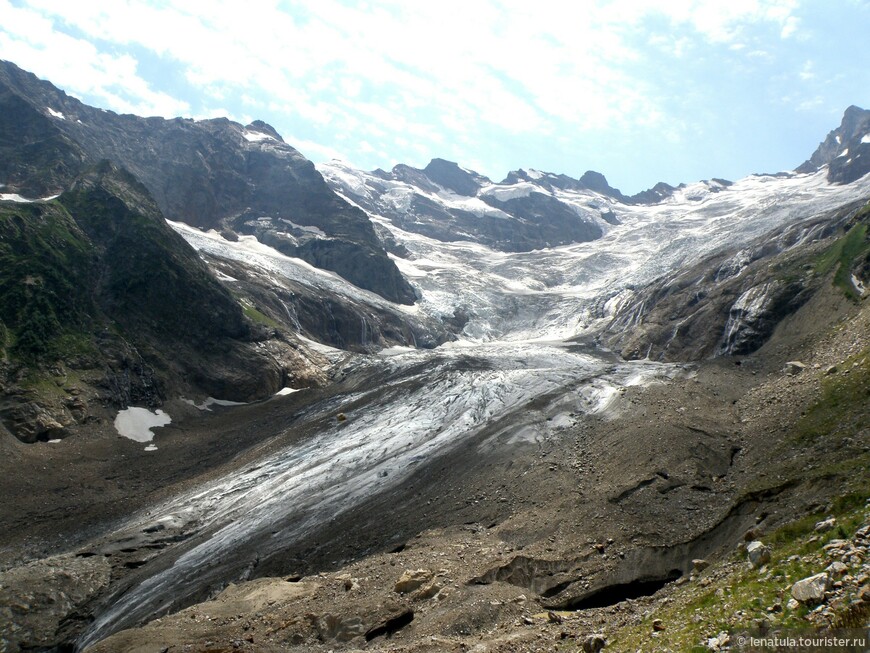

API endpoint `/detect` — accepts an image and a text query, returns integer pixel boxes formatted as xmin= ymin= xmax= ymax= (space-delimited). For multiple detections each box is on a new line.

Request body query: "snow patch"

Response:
xmin=243 ymin=130 xmax=274 ymax=143
xmin=480 ymin=182 xmax=543 ymax=201
xmin=852 ymin=274 xmax=866 ymax=296
xmin=0 ymin=193 xmax=59 ymax=203
xmin=47 ymin=107 xmax=65 ymax=120
xmin=114 ymin=408 xmax=171 ymax=442
xmin=837 ymin=148 xmax=849 ymax=158
xmin=215 ymin=270 xmax=237 ymax=282
xmin=181 ymin=397 xmax=247 ymax=411
xmin=275 ymin=387 xmax=299 ymax=396
xmin=862 ymin=134 xmax=870 ymax=145
xmin=279 ymin=218 xmax=327 ymax=237
xmin=144 ymin=444 xmax=158 ymax=452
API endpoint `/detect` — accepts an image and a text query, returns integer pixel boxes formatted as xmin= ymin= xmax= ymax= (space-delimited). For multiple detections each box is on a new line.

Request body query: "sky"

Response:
xmin=1 ymin=0 xmax=869 ymax=194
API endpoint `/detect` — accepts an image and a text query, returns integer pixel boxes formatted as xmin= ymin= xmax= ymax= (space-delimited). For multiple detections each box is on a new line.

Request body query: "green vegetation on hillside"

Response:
xmin=815 ymin=205 xmax=870 ymax=301
xmin=795 ymin=346 xmax=869 ymax=445
xmin=603 ymin=489 xmax=869 ymax=652
xmin=0 ymin=201 xmax=98 ymax=359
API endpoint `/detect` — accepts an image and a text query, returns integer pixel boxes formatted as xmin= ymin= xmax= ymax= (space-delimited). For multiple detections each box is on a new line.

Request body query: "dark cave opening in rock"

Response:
xmin=565 ymin=570 xmax=683 ymax=611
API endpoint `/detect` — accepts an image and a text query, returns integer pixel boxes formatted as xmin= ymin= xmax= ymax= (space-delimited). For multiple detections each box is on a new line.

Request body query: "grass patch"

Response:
xmin=240 ymin=300 xmax=280 ymax=329
xmin=601 ymin=491 xmax=869 ymax=652
xmin=814 ymin=223 xmax=869 ymax=301
xmin=794 ymin=346 xmax=870 ymax=445
xmin=20 ymin=367 xmax=84 ymax=399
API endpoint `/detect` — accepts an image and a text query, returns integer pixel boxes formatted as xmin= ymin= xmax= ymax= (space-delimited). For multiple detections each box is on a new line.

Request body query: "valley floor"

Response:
xmin=1 ymin=286 xmax=868 ymax=653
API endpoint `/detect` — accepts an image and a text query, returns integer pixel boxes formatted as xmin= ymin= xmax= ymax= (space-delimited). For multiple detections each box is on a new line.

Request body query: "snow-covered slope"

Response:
xmin=320 ymin=161 xmax=870 ymax=344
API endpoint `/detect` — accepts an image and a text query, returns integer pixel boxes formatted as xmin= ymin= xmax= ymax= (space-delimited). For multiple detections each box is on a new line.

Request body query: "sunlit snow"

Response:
xmin=181 ymin=397 xmax=247 ymax=411
xmin=46 ymin=107 xmax=65 ymax=119
xmin=114 ymin=407 xmax=171 ymax=442
xmin=243 ymin=130 xmax=274 ymax=143
xmin=0 ymin=193 xmax=59 ymax=203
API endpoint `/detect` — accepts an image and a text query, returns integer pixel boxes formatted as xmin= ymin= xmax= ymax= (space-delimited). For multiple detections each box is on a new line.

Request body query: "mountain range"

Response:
xmin=0 ymin=58 xmax=869 ymax=653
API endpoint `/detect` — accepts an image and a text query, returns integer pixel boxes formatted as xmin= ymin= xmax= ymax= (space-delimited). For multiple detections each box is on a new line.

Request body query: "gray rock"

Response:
xmin=692 ymin=559 xmax=710 ymax=573
xmin=583 ymin=633 xmax=607 ymax=653
xmin=814 ymin=517 xmax=836 ymax=532
xmin=783 ymin=361 xmax=806 ymax=375
xmin=791 ymin=573 xmax=829 ymax=604
xmin=826 ymin=561 xmax=848 ymax=577
xmin=746 ymin=541 xmax=771 ymax=568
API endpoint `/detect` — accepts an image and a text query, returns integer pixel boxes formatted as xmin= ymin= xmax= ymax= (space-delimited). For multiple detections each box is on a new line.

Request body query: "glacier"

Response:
xmin=77 ymin=164 xmax=870 ymax=648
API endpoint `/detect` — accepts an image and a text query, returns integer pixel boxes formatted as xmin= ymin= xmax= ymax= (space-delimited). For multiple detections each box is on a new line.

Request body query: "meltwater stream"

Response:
xmin=77 ymin=342 xmax=681 ymax=649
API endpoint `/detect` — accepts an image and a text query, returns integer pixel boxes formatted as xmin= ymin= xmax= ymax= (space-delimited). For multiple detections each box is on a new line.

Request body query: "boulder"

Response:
xmin=814 ymin=517 xmax=836 ymax=532
xmin=692 ymin=559 xmax=710 ymax=573
xmin=582 ymin=633 xmax=607 ymax=653
xmin=746 ymin=541 xmax=771 ymax=568
xmin=791 ymin=573 xmax=829 ymax=604
xmin=783 ymin=361 xmax=806 ymax=375
xmin=707 ymin=632 xmax=730 ymax=650
xmin=394 ymin=569 xmax=433 ymax=594
xmin=826 ymin=561 xmax=848 ymax=577
xmin=411 ymin=581 xmax=441 ymax=601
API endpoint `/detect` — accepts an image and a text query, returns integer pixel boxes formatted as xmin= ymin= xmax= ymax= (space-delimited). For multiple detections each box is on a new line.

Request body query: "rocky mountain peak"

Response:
xmin=797 ymin=105 xmax=870 ymax=183
xmin=422 ymin=158 xmax=488 ymax=196
xmin=0 ymin=59 xmax=416 ymax=304
xmin=578 ymin=170 xmax=629 ymax=202
xmin=244 ymin=119 xmax=284 ymax=142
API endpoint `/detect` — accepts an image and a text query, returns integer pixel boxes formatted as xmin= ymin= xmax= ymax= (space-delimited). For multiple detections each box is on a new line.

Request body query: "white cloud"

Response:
xmin=0 ymin=0 xmax=809 ymax=181
xmin=780 ymin=15 xmax=800 ymax=38
xmin=0 ymin=0 xmax=190 ymax=117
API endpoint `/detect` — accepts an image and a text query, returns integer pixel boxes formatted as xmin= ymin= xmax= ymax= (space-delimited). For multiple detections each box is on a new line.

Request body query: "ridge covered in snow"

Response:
xmin=316 ymin=161 xmax=870 ymax=344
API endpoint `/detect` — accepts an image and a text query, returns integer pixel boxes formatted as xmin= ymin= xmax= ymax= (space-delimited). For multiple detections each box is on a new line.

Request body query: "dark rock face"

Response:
xmin=326 ymin=160 xmax=606 ymax=252
xmin=629 ymin=182 xmax=677 ymax=205
xmin=578 ymin=170 xmax=630 ymax=202
xmin=599 ymin=203 xmax=854 ymax=361
xmin=0 ymin=163 xmax=320 ymax=441
xmin=422 ymin=158 xmax=486 ymax=196
xmin=60 ymin=163 xmax=250 ymax=343
xmin=0 ymin=86 xmax=86 ymax=196
xmin=501 ymin=168 xmax=630 ymax=202
xmin=202 ymin=254 xmax=450 ymax=355
xmin=797 ymin=105 xmax=870 ymax=184
xmin=479 ymin=192 xmax=603 ymax=250
xmin=0 ymin=60 xmax=414 ymax=304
